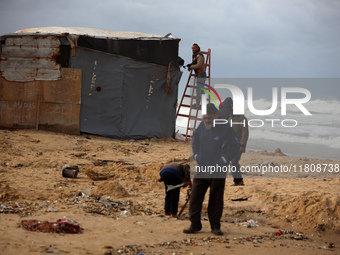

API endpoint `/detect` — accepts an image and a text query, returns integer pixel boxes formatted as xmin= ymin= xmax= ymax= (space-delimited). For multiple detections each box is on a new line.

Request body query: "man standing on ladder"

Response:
xmin=186 ymin=43 xmax=207 ymax=108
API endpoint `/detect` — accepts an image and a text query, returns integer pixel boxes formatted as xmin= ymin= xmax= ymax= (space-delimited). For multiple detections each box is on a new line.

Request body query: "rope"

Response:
xmin=164 ymin=62 xmax=173 ymax=94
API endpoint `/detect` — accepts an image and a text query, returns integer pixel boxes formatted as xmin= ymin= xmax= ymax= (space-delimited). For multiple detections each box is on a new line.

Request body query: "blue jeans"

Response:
xmin=195 ymin=72 xmax=207 ymax=105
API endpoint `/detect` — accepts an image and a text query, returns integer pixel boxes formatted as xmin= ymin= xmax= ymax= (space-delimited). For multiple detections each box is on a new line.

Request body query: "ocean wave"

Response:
xmin=249 ymin=128 xmax=340 ymax=150
xmin=178 ymin=98 xmax=340 ymax=115
xmin=244 ymin=99 xmax=340 ymax=115
xmin=175 ymin=98 xmax=340 ymax=152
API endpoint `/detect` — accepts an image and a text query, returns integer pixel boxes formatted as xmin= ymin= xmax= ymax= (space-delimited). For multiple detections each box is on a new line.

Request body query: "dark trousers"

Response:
xmin=231 ymin=151 xmax=243 ymax=183
xmin=195 ymin=73 xmax=206 ymax=105
xmin=189 ymin=178 xmax=226 ymax=230
xmin=161 ymin=172 xmax=181 ymax=215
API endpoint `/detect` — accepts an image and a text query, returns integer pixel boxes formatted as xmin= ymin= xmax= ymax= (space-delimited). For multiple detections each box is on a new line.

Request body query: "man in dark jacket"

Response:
xmin=219 ymin=97 xmax=249 ymax=186
xmin=187 ymin=43 xmax=206 ymax=107
xmin=183 ymin=103 xmax=239 ymax=235
xmin=160 ymin=162 xmax=191 ymax=218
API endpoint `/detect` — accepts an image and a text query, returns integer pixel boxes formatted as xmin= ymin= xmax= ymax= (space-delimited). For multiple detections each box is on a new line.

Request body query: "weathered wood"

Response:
xmin=38 ymin=102 xmax=81 ymax=135
xmin=0 ymin=68 xmax=82 ymax=135
xmin=40 ymin=68 xmax=81 ymax=104
xmin=0 ymin=79 xmax=40 ymax=101
xmin=0 ymin=101 xmax=37 ymax=128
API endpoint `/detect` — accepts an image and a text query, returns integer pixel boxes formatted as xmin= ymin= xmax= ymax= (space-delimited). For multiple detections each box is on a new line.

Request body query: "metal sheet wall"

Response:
xmin=77 ymin=36 xmax=180 ymax=67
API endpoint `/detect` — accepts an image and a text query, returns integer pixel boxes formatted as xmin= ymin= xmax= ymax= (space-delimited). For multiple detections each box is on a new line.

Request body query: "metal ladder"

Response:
xmin=176 ymin=49 xmax=211 ymax=142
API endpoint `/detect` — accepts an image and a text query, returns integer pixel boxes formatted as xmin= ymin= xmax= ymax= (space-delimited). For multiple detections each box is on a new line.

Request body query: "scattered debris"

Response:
xmin=239 ymin=219 xmax=259 ymax=228
xmin=329 ymin=243 xmax=335 ymax=249
xmin=140 ymin=141 xmax=152 ymax=146
xmin=20 ymin=217 xmax=82 ymax=233
xmin=62 ymin=166 xmax=79 ymax=178
xmin=230 ymin=197 xmax=249 ymax=201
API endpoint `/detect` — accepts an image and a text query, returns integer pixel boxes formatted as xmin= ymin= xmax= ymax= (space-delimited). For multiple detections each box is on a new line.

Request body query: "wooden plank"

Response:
xmin=0 ymin=101 xmax=36 ymax=128
xmin=0 ymin=68 xmax=81 ymax=134
xmin=0 ymin=68 xmax=81 ymax=102
xmin=38 ymin=68 xmax=81 ymax=134
xmin=41 ymin=68 xmax=81 ymax=104
xmin=38 ymin=102 xmax=80 ymax=135
xmin=0 ymin=78 xmax=40 ymax=101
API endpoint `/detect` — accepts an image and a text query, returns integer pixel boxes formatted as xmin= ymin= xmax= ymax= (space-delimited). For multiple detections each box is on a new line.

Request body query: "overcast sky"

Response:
xmin=1 ymin=0 xmax=339 ymax=92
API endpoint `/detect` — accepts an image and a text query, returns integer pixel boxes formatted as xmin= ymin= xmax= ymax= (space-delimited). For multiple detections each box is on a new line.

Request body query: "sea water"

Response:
xmin=176 ymin=98 xmax=340 ymax=160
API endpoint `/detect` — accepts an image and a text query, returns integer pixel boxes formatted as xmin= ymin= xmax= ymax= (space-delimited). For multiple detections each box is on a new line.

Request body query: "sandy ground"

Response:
xmin=0 ymin=129 xmax=339 ymax=255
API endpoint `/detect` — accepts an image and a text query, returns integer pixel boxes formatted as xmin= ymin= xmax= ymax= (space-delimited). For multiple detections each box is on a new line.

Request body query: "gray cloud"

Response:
xmin=1 ymin=0 xmax=339 ymax=83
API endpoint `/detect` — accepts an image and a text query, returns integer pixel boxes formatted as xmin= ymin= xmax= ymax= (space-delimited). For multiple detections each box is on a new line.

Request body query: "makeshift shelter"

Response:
xmin=0 ymin=27 xmax=182 ymax=139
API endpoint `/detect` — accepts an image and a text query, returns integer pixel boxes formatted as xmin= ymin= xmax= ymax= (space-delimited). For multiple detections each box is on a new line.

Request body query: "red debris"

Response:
xmin=20 ymin=218 xmax=81 ymax=234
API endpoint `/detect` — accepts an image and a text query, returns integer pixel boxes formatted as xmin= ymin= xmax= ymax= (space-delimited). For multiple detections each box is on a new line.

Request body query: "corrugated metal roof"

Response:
xmin=11 ymin=27 xmax=172 ymax=40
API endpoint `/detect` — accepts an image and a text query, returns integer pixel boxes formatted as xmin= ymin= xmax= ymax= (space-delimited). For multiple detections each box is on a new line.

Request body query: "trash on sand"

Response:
xmin=230 ymin=197 xmax=248 ymax=201
xmin=62 ymin=166 xmax=79 ymax=178
xmin=102 ymin=245 xmax=113 ymax=249
xmin=240 ymin=219 xmax=259 ymax=227
xmin=175 ymin=131 xmax=186 ymax=141
xmin=140 ymin=141 xmax=151 ymax=146
xmin=119 ymin=210 xmax=131 ymax=217
xmin=318 ymin=246 xmax=329 ymax=250
xmin=46 ymin=251 xmax=61 ymax=254
xmin=20 ymin=217 xmax=82 ymax=233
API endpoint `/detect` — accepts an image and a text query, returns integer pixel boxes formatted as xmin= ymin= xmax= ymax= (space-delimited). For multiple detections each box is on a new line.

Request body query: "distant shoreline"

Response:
xmin=247 ymin=138 xmax=339 ymax=161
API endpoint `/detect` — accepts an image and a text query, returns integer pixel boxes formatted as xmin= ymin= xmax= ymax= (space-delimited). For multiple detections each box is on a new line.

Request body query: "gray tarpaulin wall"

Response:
xmin=70 ymin=47 xmax=182 ymax=139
